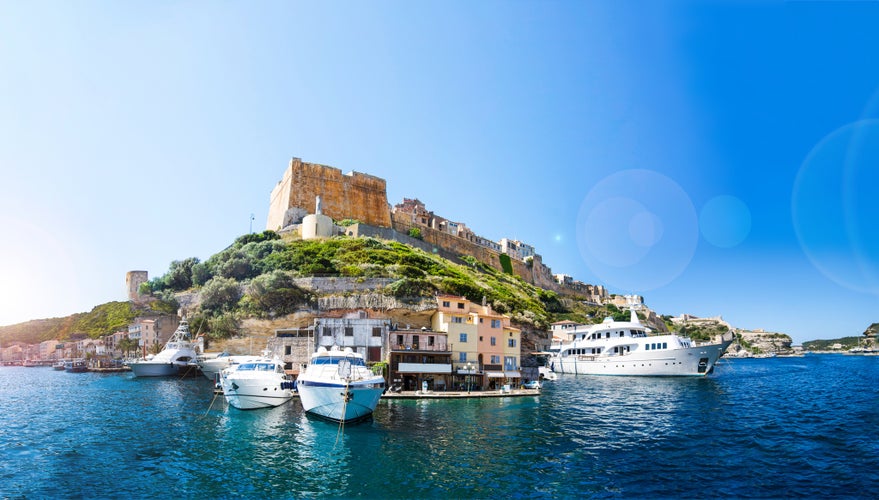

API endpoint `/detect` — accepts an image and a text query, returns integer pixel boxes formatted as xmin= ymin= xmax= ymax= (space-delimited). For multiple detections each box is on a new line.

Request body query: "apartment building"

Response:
xmin=431 ymin=294 xmax=521 ymax=390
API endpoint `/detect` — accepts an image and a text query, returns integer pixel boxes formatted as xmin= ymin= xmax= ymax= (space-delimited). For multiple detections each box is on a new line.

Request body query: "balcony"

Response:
xmin=391 ymin=343 xmax=449 ymax=352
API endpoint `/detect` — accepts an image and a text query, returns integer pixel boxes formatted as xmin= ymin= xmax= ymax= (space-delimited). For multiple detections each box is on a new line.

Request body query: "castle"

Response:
xmin=266 ymin=158 xmax=607 ymax=303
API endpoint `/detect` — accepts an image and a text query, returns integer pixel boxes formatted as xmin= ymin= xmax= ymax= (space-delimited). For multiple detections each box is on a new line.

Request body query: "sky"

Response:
xmin=1 ymin=1 xmax=878 ymax=345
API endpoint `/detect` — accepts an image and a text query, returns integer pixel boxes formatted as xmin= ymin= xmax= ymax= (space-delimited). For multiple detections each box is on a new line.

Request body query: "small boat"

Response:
xmin=64 ymin=359 xmax=88 ymax=373
xmin=550 ymin=309 xmax=733 ymax=377
xmin=219 ymin=353 xmax=295 ymax=410
xmin=128 ymin=318 xmax=201 ymax=377
xmin=198 ymin=352 xmax=264 ymax=383
xmin=538 ymin=366 xmax=558 ymax=381
xmin=296 ymin=346 xmax=385 ymax=423
xmin=53 ymin=361 xmax=66 ymax=371
xmin=522 ymin=380 xmax=541 ymax=390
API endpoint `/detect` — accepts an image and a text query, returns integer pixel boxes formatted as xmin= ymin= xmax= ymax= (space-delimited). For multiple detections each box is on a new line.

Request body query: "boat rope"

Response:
xmin=334 ymin=378 xmax=350 ymax=448
xmin=203 ymin=389 xmax=221 ymax=417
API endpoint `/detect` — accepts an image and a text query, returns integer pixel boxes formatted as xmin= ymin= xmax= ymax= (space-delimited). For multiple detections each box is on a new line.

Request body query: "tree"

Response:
xmin=199 ymin=276 xmax=242 ymax=316
xmin=118 ymin=337 xmax=137 ymax=358
xmin=164 ymin=257 xmax=199 ymax=291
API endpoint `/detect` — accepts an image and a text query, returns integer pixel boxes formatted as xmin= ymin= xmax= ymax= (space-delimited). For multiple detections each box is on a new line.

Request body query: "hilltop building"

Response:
xmin=266 ymin=158 xmax=608 ymax=300
xmin=126 ymin=271 xmax=148 ymax=301
xmin=266 ymin=158 xmax=391 ymax=232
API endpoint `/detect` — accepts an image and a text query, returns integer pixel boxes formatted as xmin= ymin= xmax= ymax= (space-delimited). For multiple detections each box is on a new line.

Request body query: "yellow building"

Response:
xmin=431 ymin=294 xmax=521 ymax=390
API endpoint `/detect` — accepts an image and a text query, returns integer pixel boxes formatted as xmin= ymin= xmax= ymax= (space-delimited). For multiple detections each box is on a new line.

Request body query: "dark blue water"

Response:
xmin=1 ymin=355 xmax=876 ymax=499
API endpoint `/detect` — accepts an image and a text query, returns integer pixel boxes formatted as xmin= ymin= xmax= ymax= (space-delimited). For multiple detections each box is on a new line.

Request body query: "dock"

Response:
xmin=381 ymin=388 xmax=540 ymax=399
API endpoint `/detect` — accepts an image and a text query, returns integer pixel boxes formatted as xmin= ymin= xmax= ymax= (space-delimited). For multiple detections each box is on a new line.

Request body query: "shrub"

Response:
xmin=199 ymin=276 xmax=242 ymax=316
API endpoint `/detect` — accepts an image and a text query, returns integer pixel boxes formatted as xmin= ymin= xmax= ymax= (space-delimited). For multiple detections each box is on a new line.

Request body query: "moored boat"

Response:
xmin=53 ymin=360 xmax=66 ymax=371
xmin=219 ymin=353 xmax=295 ymax=410
xmin=550 ymin=309 xmax=733 ymax=377
xmin=198 ymin=352 xmax=264 ymax=383
xmin=64 ymin=359 xmax=88 ymax=373
xmin=296 ymin=346 xmax=385 ymax=423
xmin=128 ymin=319 xmax=201 ymax=377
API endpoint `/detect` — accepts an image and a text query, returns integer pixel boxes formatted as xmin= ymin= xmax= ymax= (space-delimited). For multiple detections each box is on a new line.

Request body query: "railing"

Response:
xmin=391 ymin=343 xmax=449 ymax=352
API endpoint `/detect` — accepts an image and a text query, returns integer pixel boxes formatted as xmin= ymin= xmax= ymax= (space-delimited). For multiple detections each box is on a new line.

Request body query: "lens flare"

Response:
xmin=576 ymin=169 xmax=698 ymax=292
xmin=792 ymin=119 xmax=879 ymax=294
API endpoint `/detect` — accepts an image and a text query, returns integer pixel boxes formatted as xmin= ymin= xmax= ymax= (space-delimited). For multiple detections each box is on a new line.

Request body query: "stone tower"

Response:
xmin=126 ymin=271 xmax=148 ymax=301
xmin=266 ymin=158 xmax=392 ymax=231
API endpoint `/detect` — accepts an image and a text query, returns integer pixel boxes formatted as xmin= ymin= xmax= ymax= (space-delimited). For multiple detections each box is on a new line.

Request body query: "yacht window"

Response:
xmin=605 ymin=332 xmax=610 ymax=339
xmin=663 ymin=342 xmax=668 ymax=349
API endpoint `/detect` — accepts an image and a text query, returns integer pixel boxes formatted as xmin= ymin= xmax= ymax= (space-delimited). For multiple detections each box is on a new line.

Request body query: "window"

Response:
xmin=504 ymin=356 xmax=516 ymax=370
xmin=428 ymin=336 xmax=435 ymax=346
xmin=345 ymin=327 xmax=354 ymax=337
xmin=285 ymin=346 xmax=292 ymax=355
xmin=491 ymin=355 xmax=500 ymax=364
xmin=452 ymin=316 xmax=463 ymax=324
xmin=457 ymin=302 xmax=465 ymax=309
xmin=490 ymin=337 xmax=496 ymax=346
xmin=322 ymin=327 xmax=331 ymax=336
xmin=491 ymin=319 xmax=501 ymax=328
xmin=397 ymin=335 xmax=404 ymax=345
xmin=442 ymin=301 xmax=450 ymax=307
xmin=459 ymin=333 xmax=468 ymax=343
xmin=508 ymin=339 xmax=517 ymax=348
xmin=459 ymin=352 xmax=467 ymax=363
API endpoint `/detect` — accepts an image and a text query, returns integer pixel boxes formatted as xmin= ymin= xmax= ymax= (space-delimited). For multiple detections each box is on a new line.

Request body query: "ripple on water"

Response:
xmin=1 ymin=356 xmax=878 ymax=498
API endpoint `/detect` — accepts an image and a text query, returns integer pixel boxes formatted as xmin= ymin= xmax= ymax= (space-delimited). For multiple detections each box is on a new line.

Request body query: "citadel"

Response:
xmin=265 ymin=157 xmax=621 ymax=307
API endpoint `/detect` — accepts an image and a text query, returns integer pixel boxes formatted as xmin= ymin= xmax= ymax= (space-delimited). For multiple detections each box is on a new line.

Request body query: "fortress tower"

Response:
xmin=266 ymin=158 xmax=391 ymax=231
xmin=126 ymin=271 xmax=148 ymax=301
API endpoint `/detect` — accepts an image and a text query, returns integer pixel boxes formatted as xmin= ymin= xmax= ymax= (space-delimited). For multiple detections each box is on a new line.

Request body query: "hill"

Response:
xmin=1 ymin=231 xmax=668 ymax=349
xmin=0 ymin=302 xmax=137 ymax=345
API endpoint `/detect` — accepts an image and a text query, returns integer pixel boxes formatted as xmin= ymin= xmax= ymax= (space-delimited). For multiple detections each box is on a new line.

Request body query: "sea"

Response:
xmin=1 ymin=354 xmax=877 ymax=499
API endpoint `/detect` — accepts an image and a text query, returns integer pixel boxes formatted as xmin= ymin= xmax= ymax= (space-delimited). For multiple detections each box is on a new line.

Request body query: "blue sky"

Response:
xmin=1 ymin=1 xmax=877 ymax=344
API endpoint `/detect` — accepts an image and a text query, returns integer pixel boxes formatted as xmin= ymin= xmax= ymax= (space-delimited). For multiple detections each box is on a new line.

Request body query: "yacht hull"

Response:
xmin=552 ymin=340 xmax=731 ymax=377
xmin=129 ymin=362 xmax=179 ymax=377
xmin=297 ymin=380 xmax=384 ymax=423
xmin=221 ymin=377 xmax=294 ymax=410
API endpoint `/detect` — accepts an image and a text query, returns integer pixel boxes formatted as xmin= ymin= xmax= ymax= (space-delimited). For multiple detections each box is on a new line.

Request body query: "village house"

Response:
xmin=431 ymin=294 xmax=521 ymax=391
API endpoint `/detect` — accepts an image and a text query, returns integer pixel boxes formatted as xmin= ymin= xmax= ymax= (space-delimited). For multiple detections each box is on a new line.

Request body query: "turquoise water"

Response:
xmin=1 ymin=355 xmax=877 ymax=499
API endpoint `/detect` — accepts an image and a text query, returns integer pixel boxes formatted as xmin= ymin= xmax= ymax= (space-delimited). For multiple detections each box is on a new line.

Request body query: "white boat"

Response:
xmin=219 ymin=354 xmax=295 ymax=410
xmin=550 ymin=309 xmax=733 ymax=377
xmin=296 ymin=346 xmax=385 ymax=423
xmin=129 ymin=319 xmax=201 ymax=377
xmin=538 ymin=366 xmax=558 ymax=381
xmin=198 ymin=352 xmax=264 ymax=383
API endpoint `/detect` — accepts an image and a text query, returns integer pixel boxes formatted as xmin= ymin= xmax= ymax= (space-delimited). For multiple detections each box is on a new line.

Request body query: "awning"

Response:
xmin=504 ymin=371 xmax=521 ymax=378
xmin=486 ymin=371 xmax=506 ymax=378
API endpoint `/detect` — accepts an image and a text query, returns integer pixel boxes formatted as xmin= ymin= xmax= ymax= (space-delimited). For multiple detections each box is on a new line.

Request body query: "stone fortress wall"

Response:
xmin=268 ymin=158 xmax=607 ymax=302
xmin=267 ymin=158 xmax=391 ymax=231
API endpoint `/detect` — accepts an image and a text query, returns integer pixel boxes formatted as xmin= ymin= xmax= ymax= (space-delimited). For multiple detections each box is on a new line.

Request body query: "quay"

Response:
xmin=211 ymin=388 xmax=541 ymax=399
xmin=382 ymin=388 xmax=540 ymax=399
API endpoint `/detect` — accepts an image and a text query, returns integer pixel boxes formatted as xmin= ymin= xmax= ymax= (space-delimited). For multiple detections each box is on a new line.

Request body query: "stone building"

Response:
xmin=266 ymin=158 xmax=391 ymax=231
xmin=126 ymin=271 xmax=148 ymax=301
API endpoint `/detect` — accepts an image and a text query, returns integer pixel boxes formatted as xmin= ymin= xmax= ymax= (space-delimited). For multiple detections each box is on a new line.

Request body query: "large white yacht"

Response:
xmin=129 ymin=319 xmax=201 ymax=377
xmin=550 ymin=309 xmax=733 ymax=377
xmin=219 ymin=354 xmax=295 ymax=410
xmin=296 ymin=346 xmax=385 ymax=423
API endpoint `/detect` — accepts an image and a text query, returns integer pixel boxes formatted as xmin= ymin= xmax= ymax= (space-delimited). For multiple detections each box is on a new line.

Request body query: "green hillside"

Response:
xmin=0 ymin=302 xmax=138 ymax=345
xmin=3 ymin=231 xmax=618 ymax=344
